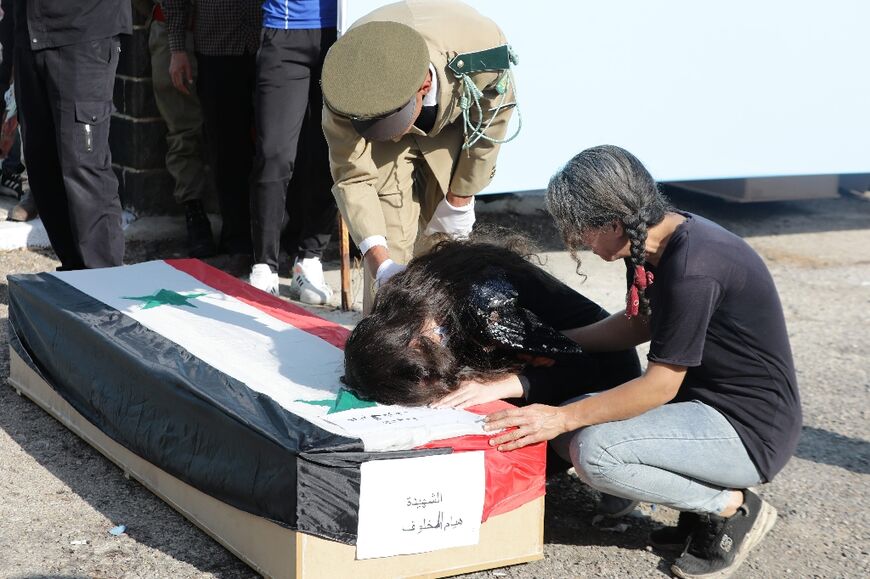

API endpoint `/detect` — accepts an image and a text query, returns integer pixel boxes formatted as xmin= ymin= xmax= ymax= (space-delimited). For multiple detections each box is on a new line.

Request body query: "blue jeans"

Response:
xmin=551 ymin=400 xmax=762 ymax=515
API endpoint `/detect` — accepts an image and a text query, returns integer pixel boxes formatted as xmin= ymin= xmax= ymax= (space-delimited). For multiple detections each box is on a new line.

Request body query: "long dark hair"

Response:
xmin=341 ymin=232 xmax=537 ymax=406
xmin=546 ymin=145 xmax=670 ymax=316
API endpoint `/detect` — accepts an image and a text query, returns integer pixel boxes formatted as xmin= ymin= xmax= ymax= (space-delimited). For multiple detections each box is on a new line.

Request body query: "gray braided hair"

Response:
xmin=546 ymin=145 xmax=671 ymax=316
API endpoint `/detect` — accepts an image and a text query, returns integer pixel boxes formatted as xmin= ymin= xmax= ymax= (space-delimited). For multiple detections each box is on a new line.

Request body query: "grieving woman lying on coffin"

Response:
xmin=340 ymin=234 xmax=641 ymax=409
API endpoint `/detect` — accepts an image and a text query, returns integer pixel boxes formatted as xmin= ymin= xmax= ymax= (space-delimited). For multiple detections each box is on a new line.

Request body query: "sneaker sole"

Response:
xmin=297 ymin=289 xmax=332 ymax=305
xmin=671 ymin=501 xmax=778 ymax=579
xmin=289 ymin=277 xmax=333 ymax=305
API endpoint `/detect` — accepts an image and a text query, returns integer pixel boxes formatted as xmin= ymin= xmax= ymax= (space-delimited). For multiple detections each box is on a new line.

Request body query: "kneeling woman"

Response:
xmin=486 ymin=145 xmax=801 ymax=579
xmin=342 ymin=235 xmax=641 ymax=410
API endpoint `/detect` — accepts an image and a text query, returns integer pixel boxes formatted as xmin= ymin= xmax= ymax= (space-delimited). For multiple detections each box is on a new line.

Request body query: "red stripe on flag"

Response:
xmin=166 ymin=259 xmax=350 ymax=349
xmin=420 ymin=401 xmax=547 ymax=521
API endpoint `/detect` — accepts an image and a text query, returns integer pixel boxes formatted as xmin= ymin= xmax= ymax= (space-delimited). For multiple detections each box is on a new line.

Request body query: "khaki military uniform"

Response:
xmin=321 ymin=0 xmax=516 ymax=309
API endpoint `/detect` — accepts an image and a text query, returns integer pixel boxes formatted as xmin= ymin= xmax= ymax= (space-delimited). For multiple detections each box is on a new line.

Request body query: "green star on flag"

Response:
xmin=123 ymin=289 xmax=207 ymax=310
xmin=298 ymin=388 xmax=378 ymax=414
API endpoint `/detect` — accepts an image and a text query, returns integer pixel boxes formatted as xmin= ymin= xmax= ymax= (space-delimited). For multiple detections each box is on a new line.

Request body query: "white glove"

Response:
xmin=424 ymin=196 xmax=475 ymax=239
xmin=375 ymin=259 xmax=406 ymax=287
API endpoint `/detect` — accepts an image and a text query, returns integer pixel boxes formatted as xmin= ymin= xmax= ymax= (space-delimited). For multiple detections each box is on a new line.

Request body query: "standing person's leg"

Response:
xmin=14 ymin=35 xmax=80 ymax=266
xmin=46 ymin=37 xmax=125 ymax=269
xmin=288 ymin=30 xmax=337 ymax=277
xmin=249 ymin=28 xmax=313 ymax=294
xmin=0 ymin=0 xmax=14 ymax=103
xmin=2 ymin=129 xmax=23 ymax=174
xmin=286 ymin=28 xmax=339 ymax=304
xmin=1 ymin=130 xmax=26 ymax=199
xmin=197 ymin=53 xmax=254 ymax=258
xmin=17 ymin=35 xmax=124 ymax=269
xmin=148 ymin=20 xmax=214 ymax=257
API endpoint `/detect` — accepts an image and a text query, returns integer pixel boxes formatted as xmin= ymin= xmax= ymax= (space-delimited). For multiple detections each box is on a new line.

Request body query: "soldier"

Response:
xmin=321 ymin=0 xmax=520 ymax=311
xmin=13 ymin=0 xmax=130 ymax=269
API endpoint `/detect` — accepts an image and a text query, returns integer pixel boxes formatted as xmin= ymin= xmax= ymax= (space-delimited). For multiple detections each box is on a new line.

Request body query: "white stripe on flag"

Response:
xmin=52 ymin=262 xmax=485 ymax=450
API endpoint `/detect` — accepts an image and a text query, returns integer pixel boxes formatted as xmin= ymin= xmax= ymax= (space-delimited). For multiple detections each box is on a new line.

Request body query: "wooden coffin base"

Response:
xmin=8 ymin=347 xmax=544 ymax=578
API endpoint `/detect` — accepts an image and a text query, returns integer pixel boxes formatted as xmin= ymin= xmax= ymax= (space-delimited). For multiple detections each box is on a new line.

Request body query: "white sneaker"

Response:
xmin=248 ymin=263 xmax=279 ymax=296
xmin=289 ymin=257 xmax=333 ymax=305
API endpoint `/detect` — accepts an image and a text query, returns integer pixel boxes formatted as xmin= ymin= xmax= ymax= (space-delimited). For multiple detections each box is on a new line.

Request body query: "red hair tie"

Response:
xmin=626 ymin=264 xmax=654 ymax=318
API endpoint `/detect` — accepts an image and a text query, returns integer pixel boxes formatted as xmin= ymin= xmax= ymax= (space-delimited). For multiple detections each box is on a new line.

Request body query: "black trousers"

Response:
xmin=251 ymin=27 xmax=337 ymax=270
xmin=14 ymin=33 xmax=124 ymax=270
xmin=196 ymin=53 xmax=255 ymax=255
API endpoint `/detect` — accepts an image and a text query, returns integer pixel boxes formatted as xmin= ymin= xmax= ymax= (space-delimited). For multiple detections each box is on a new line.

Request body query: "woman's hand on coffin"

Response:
xmin=483 ymin=404 xmax=568 ymax=451
xmin=431 ymin=374 xmax=523 ymax=409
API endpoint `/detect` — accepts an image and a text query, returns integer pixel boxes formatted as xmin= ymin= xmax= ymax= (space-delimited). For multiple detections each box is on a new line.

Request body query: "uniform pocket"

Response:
xmin=75 ymin=101 xmax=113 ymax=125
xmin=74 ymin=101 xmax=113 ymax=161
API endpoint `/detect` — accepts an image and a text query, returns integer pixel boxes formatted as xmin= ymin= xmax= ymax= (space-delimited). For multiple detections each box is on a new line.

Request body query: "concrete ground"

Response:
xmin=0 ymin=188 xmax=867 ymax=578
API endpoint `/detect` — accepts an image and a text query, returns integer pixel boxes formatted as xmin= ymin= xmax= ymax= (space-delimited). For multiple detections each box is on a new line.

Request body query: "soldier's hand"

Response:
xmin=170 ymin=52 xmax=194 ymax=95
xmin=424 ymin=195 xmax=475 ymax=239
xmin=375 ymin=259 xmax=406 ymax=287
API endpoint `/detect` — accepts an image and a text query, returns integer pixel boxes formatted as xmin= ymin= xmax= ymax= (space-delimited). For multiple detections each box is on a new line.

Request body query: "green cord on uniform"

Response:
xmin=456 ymin=68 xmax=522 ymax=150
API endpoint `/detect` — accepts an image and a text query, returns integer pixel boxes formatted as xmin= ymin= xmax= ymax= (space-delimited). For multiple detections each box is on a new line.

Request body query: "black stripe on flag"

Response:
xmin=8 ymin=272 xmax=436 ymax=541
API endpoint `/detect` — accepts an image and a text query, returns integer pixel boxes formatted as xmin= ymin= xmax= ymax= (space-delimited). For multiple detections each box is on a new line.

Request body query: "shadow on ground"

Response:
xmin=796 ymin=426 xmax=870 ymax=475
xmin=0 ymin=322 xmax=255 ymax=578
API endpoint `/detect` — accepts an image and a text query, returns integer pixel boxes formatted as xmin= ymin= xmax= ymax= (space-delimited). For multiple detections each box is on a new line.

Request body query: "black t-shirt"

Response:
xmin=644 ymin=213 xmax=801 ymax=481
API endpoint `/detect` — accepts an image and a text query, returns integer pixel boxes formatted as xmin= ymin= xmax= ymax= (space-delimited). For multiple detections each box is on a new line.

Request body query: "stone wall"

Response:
xmin=110 ymin=8 xmax=176 ymax=216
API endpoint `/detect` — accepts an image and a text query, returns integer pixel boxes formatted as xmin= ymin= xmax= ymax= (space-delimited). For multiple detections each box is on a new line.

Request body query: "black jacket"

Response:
xmin=14 ymin=0 xmax=131 ymax=49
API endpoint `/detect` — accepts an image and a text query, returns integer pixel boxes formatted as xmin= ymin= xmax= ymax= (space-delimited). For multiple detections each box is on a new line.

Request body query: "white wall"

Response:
xmin=342 ymin=1 xmax=870 ymax=192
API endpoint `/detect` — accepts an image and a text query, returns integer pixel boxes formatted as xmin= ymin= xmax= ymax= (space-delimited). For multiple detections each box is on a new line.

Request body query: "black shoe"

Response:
xmin=596 ymin=493 xmax=639 ymax=518
xmin=184 ymin=200 xmax=216 ymax=258
xmin=649 ymin=511 xmax=707 ymax=552
xmin=671 ymin=490 xmax=777 ymax=579
xmin=7 ymin=190 xmax=37 ymax=222
xmin=0 ymin=168 xmax=24 ymax=199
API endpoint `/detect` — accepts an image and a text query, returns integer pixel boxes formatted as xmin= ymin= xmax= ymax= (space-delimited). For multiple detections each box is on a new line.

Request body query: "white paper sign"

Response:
xmin=356 ymin=451 xmax=486 ymax=559
xmin=322 ymin=406 xmax=487 ymax=451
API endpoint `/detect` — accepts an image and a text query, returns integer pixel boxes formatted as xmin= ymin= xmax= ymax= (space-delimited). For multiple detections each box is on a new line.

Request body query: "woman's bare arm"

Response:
xmin=562 ymin=309 xmax=651 ymax=351
xmin=484 ymin=361 xmax=686 ymax=451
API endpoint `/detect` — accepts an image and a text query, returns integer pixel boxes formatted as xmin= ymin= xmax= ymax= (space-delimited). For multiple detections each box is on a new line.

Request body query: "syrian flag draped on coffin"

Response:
xmin=8 ymin=259 xmax=545 ymax=544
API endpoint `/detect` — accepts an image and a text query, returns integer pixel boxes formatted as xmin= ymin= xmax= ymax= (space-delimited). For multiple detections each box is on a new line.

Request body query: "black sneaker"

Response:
xmin=184 ymin=200 xmax=216 ymax=259
xmin=671 ymin=490 xmax=777 ymax=579
xmin=649 ymin=511 xmax=708 ymax=551
xmin=0 ymin=169 xmax=23 ymax=199
xmin=596 ymin=493 xmax=639 ymax=518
